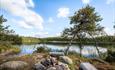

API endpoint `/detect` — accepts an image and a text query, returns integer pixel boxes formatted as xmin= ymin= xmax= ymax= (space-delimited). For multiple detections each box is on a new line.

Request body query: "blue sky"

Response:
xmin=0 ymin=0 xmax=115 ymax=37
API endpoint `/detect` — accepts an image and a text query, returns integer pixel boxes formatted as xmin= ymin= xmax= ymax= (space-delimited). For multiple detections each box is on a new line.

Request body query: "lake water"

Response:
xmin=17 ymin=44 xmax=107 ymax=58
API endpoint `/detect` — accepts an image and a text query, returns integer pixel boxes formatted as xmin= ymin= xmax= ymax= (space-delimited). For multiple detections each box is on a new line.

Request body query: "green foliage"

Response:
xmin=106 ymin=48 xmax=115 ymax=62
xmin=39 ymin=36 xmax=115 ymax=45
xmin=0 ymin=42 xmax=20 ymax=53
xmin=0 ymin=42 xmax=11 ymax=52
xmin=35 ymin=47 xmax=50 ymax=53
xmin=0 ymin=15 xmax=14 ymax=35
xmin=21 ymin=36 xmax=40 ymax=44
xmin=0 ymin=15 xmax=22 ymax=44
xmin=62 ymin=5 xmax=104 ymax=38
xmin=62 ymin=5 xmax=105 ymax=55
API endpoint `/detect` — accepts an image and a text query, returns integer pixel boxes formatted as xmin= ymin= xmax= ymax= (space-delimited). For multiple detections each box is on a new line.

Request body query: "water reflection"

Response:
xmin=17 ymin=44 xmax=107 ymax=57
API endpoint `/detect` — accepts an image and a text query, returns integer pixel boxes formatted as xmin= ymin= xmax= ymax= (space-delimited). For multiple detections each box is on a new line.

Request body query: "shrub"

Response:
xmin=0 ymin=42 xmax=20 ymax=54
xmin=106 ymin=49 xmax=115 ymax=62
xmin=35 ymin=46 xmax=50 ymax=53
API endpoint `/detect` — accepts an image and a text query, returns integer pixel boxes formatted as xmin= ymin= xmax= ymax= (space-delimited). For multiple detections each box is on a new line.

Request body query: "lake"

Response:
xmin=17 ymin=44 xmax=107 ymax=58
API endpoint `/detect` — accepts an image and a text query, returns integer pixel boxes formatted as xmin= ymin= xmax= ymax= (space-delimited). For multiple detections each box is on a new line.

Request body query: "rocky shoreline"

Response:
xmin=0 ymin=52 xmax=115 ymax=70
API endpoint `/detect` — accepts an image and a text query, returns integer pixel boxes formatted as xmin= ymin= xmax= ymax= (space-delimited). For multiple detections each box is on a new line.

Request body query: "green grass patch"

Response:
xmin=0 ymin=42 xmax=20 ymax=54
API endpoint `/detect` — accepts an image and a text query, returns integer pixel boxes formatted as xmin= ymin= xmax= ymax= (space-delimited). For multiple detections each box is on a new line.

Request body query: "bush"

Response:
xmin=0 ymin=42 xmax=12 ymax=52
xmin=35 ymin=46 xmax=50 ymax=53
xmin=0 ymin=42 xmax=20 ymax=54
xmin=106 ymin=49 xmax=115 ymax=62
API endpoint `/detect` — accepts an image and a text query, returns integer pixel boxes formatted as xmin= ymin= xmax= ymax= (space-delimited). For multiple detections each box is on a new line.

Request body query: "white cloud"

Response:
xmin=34 ymin=32 xmax=49 ymax=38
xmin=56 ymin=32 xmax=61 ymax=36
xmin=57 ymin=7 xmax=70 ymax=18
xmin=48 ymin=17 xmax=54 ymax=23
xmin=104 ymin=27 xmax=114 ymax=35
xmin=18 ymin=21 xmax=33 ymax=29
xmin=106 ymin=0 xmax=115 ymax=4
xmin=0 ymin=0 xmax=44 ymax=30
xmin=81 ymin=0 xmax=90 ymax=4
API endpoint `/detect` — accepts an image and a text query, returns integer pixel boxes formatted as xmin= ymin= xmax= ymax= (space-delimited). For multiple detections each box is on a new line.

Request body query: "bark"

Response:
xmin=87 ymin=32 xmax=101 ymax=58
xmin=77 ymin=35 xmax=83 ymax=57
xmin=65 ymin=33 xmax=83 ymax=56
xmin=65 ymin=34 xmax=76 ymax=55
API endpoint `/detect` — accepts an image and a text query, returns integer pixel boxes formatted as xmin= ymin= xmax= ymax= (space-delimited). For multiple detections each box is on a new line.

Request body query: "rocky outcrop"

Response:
xmin=0 ymin=61 xmax=28 ymax=70
xmin=34 ymin=57 xmax=70 ymax=70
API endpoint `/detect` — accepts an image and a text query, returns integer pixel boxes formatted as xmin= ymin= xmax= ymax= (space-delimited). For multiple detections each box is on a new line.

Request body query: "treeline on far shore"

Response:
xmin=40 ymin=36 xmax=115 ymax=45
xmin=0 ymin=35 xmax=40 ymax=45
xmin=0 ymin=34 xmax=115 ymax=45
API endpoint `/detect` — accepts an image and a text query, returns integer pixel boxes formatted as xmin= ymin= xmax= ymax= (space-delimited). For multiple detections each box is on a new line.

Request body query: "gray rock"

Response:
xmin=47 ymin=67 xmax=56 ymax=70
xmin=0 ymin=61 xmax=28 ymax=70
xmin=47 ymin=63 xmax=70 ymax=70
xmin=58 ymin=62 xmax=70 ymax=70
xmin=41 ymin=58 xmax=52 ymax=67
xmin=59 ymin=56 xmax=73 ymax=64
xmin=40 ymin=57 xmax=57 ymax=67
xmin=79 ymin=62 xmax=97 ymax=70
xmin=34 ymin=63 xmax=46 ymax=70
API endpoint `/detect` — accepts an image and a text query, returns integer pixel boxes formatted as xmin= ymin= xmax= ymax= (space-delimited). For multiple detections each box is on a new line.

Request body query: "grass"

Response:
xmin=10 ymin=46 xmax=21 ymax=54
xmin=0 ymin=42 xmax=20 ymax=54
xmin=67 ymin=51 xmax=90 ymax=70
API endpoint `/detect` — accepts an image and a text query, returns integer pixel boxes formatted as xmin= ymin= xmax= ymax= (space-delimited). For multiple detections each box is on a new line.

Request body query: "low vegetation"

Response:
xmin=35 ymin=46 xmax=50 ymax=53
xmin=0 ymin=42 xmax=20 ymax=54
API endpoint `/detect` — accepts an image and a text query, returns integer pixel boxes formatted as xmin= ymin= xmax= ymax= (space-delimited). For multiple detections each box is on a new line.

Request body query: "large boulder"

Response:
xmin=0 ymin=61 xmax=28 ymax=70
xmin=79 ymin=62 xmax=97 ymax=70
xmin=59 ymin=56 xmax=73 ymax=64
xmin=34 ymin=63 xmax=46 ymax=70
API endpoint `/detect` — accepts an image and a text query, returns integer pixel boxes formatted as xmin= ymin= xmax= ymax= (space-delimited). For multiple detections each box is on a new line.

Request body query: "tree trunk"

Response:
xmin=87 ymin=32 xmax=101 ymax=58
xmin=65 ymin=34 xmax=76 ymax=55
xmin=65 ymin=33 xmax=83 ymax=56
xmin=79 ymin=44 xmax=82 ymax=57
xmin=76 ymin=34 xmax=83 ymax=57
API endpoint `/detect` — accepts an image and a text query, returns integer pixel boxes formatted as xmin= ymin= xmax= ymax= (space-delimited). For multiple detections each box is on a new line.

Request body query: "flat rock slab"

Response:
xmin=0 ymin=61 xmax=28 ymax=70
